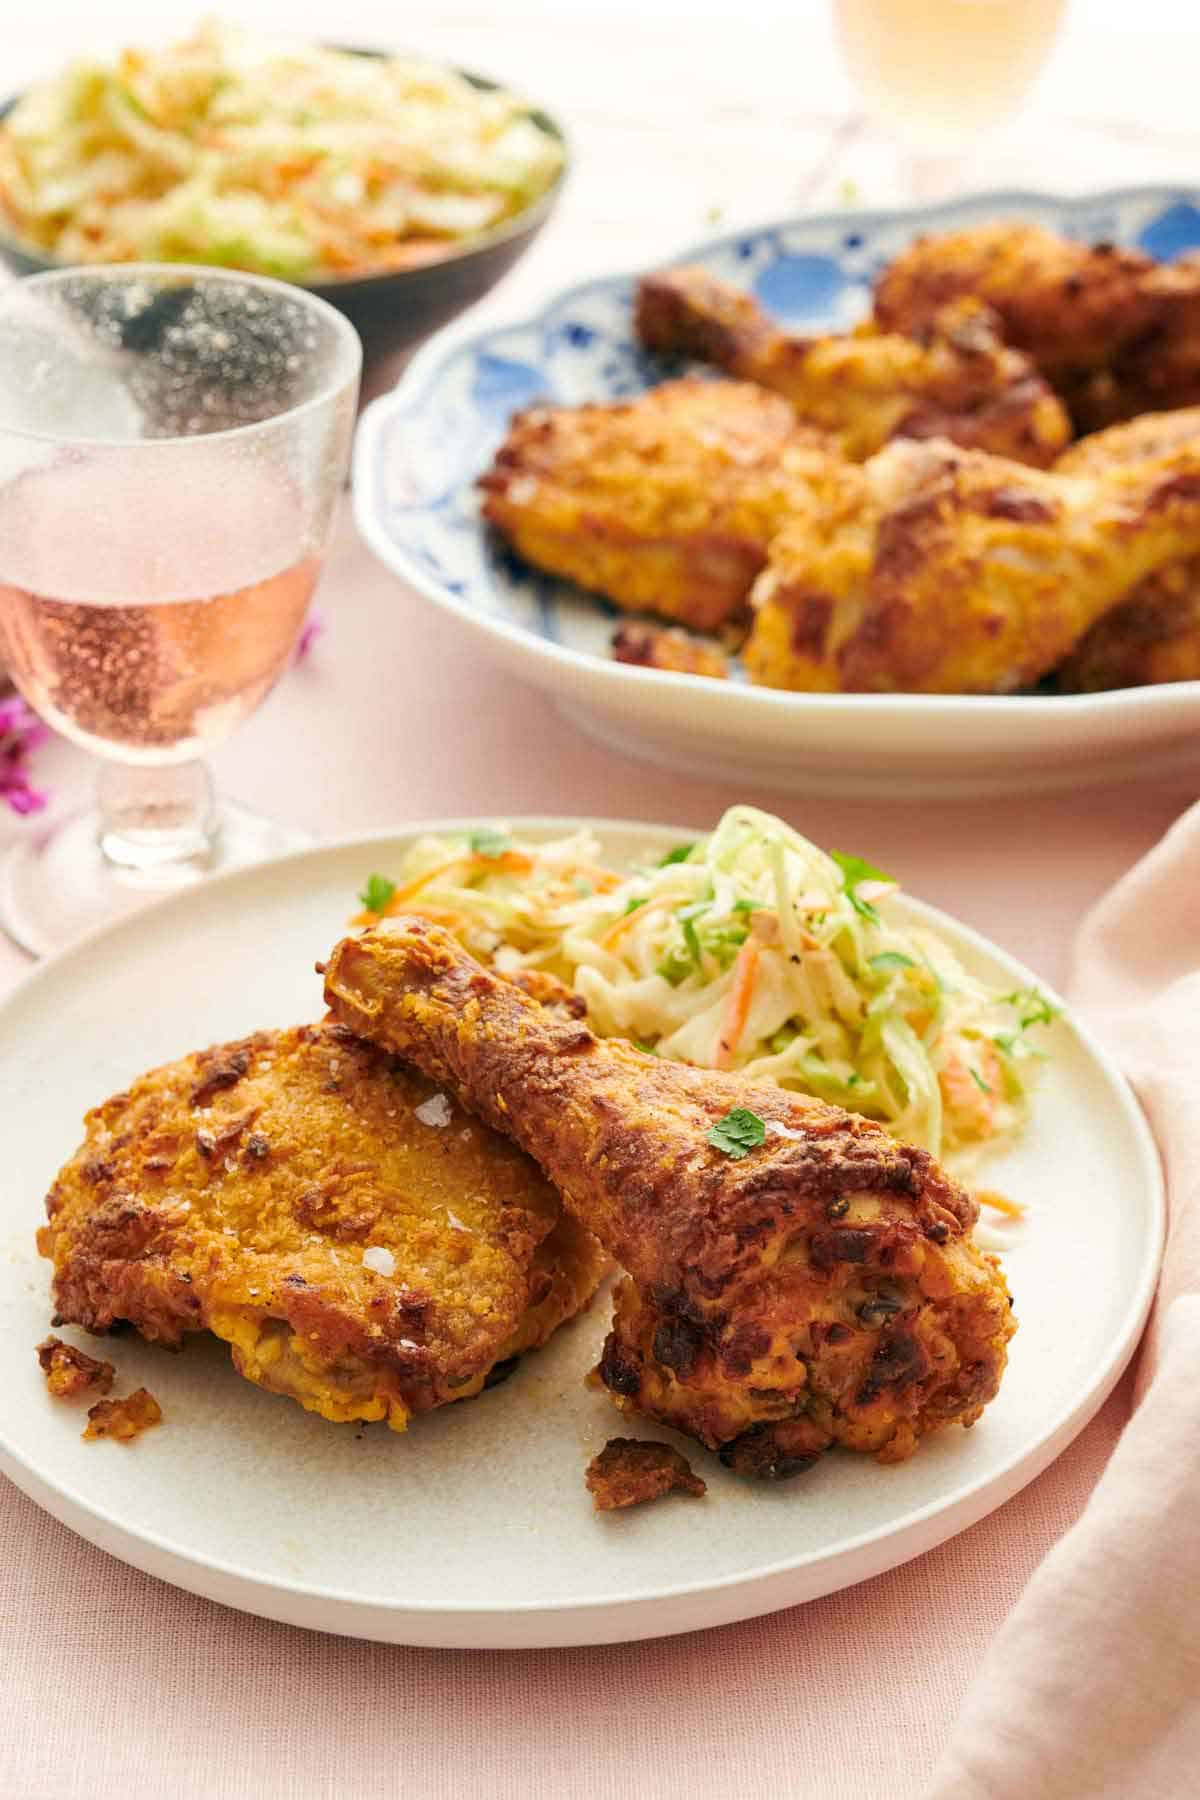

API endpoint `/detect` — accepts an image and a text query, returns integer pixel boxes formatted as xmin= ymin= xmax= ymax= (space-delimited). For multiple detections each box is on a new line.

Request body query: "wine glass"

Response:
xmin=834 ymin=0 xmax=1068 ymax=198
xmin=0 ymin=266 xmax=360 ymax=955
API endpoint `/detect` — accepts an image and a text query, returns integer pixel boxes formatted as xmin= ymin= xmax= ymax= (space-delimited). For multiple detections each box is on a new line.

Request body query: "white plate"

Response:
xmin=354 ymin=186 xmax=1200 ymax=798
xmin=0 ymin=819 xmax=1163 ymax=1647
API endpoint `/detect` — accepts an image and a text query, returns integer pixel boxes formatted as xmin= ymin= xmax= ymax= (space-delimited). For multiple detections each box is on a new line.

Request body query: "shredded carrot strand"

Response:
xmin=408 ymin=905 xmax=472 ymax=926
xmin=352 ymin=849 xmax=537 ymax=925
xmin=977 ymin=1188 xmax=1025 ymax=1220
xmin=487 ymin=849 xmax=536 ymax=876
xmin=600 ymin=894 xmax=675 ymax=951
xmin=714 ymin=941 xmax=760 ymax=1071
xmin=376 ymin=849 xmax=534 ymax=914
xmin=352 ymin=900 xmax=489 ymax=931
xmin=541 ymin=864 xmax=625 ymax=909
xmin=566 ymin=862 xmax=624 ymax=892
xmin=377 ymin=854 xmax=474 ymax=911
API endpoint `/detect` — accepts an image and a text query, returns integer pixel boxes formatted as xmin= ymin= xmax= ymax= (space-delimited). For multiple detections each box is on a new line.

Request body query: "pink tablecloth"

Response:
xmin=0 ymin=508 xmax=1195 ymax=1799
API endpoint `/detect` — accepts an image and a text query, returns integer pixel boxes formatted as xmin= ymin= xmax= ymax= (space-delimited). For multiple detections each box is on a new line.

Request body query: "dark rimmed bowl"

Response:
xmin=0 ymin=50 xmax=568 ymax=376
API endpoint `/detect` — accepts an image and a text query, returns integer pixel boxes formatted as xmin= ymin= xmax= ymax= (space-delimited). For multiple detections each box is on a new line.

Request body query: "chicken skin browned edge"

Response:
xmin=323 ymin=920 xmax=1016 ymax=1479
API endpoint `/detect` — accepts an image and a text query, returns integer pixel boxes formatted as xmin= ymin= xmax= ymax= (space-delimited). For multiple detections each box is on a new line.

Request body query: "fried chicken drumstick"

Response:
xmin=636 ymin=267 xmax=1070 ymax=465
xmin=1052 ymin=407 xmax=1200 ymax=691
xmin=745 ymin=432 xmax=1200 ymax=694
xmin=40 ymin=1022 xmax=606 ymax=1432
xmin=323 ymin=922 xmax=1015 ymax=1479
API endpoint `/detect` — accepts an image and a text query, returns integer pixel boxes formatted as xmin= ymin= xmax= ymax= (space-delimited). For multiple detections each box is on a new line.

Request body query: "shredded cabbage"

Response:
xmin=355 ymin=806 xmax=1058 ymax=1168
xmin=0 ymin=20 xmax=564 ymax=281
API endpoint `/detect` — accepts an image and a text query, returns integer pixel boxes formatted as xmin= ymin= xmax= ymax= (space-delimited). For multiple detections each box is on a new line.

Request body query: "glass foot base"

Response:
xmin=1 ymin=803 xmax=310 ymax=958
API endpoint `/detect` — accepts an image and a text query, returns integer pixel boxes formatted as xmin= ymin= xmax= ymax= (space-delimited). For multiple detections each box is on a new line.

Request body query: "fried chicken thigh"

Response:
xmin=40 ymin=1022 xmax=605 ymax=1432
xmin=479 ymin=374 xmax=836 ymax=630
xmin=323 ymin=922 xmax=1015 ymax=1478
xmin=873 ymin=221 xmax=1200 ymax=429
xmin=1053 ymin=408 xmax=1200 ymax=690
xmin=637 ymin=268 xmax=1069 ymax=465
xmin=745 ymin=433 xmax=1200 ymax=693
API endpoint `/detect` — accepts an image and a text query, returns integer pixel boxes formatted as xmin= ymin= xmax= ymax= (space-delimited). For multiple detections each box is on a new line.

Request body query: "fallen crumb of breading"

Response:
xmin=83 ymin=1387 xmax=162 ymax=1443
xmin=37 ymin=1335 xmax=115 ymax=1400
xmin=585 ymin=1436 xmax=707 ymax=1510
xmin=611 ymin=621 xmax=730 ymax=680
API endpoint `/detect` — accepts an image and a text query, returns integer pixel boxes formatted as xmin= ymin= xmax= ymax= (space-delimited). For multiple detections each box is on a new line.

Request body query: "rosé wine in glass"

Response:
xmin=0 ymin=456 xmax=321 ymax=761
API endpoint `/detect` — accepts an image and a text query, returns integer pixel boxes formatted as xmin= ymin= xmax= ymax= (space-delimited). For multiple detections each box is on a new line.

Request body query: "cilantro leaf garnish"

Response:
xmin=1002 ymin=988 xmax=1059 ymax=1030
xmin=623 ymin=895 xmax=648 ymax=915
xmin=708 ymin=1107 xmax=766 ymax=1159
xmin=657 ymin=843 xmax=697 ymax=868
xmin=830 ymin=850 xmax=894 ymax=925
xmin=707 ymin=923 xmax=750 ymax=968
xmin=732 ymin=898 xmax=764 ymax=914
xmin=656 ymin=944 xmax=693 ymax=986
xmin=676 ymin=899 xmax=710 ymax=967
xmin=358 ymin=873 xmax=396 ymax=913
xmin=869 ymin=951 xmax=915 ymax=973
xmin=468 ymin=827 xmax=511 ymax=860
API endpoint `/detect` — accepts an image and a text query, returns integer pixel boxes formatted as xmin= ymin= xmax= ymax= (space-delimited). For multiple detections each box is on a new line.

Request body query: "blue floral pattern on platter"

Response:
xmin=360 ymin=188 xmax=1200 ymax=672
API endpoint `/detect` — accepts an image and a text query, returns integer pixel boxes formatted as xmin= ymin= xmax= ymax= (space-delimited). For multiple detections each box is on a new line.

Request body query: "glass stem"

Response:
xmin=96 ymin=758 xmax=217 ymax=877
xmin=899 ymin=147 xmax=961 ymax=205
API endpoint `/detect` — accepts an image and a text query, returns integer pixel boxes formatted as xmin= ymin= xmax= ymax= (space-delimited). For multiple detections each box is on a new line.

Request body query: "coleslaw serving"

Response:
xmin=0 ymin=21 xmax=564 ymax=281
xmin=354 ymin=807 xmax=1057 ymax=1179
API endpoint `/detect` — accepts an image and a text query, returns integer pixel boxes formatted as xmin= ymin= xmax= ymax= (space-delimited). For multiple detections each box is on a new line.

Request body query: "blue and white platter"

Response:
xmin=354 ymin=187 xmax=1200 ymax=799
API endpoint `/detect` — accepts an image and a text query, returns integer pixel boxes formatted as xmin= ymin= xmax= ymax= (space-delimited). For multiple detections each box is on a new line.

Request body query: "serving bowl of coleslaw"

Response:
xmin=0 ymin=21 xmax=568 ymax=359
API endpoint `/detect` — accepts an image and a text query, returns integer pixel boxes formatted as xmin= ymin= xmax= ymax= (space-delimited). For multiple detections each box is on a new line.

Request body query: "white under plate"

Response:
xmin=354 ymin=186 xmax=1200 ymax=798
xmin=0 ymin=819 xmax=1163 ymax=1647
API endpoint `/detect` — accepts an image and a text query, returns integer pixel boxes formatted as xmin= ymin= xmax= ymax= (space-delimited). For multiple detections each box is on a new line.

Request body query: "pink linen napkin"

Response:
xmin=930 ymin=802 xmax=1200 ymax=1798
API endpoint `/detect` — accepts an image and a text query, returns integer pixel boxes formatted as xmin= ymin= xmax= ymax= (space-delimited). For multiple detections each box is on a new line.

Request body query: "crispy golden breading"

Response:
xmin=83 ymin=1388 xmax=161 ymax=1442
xmin=40 ymin=1022 xmax=606 ymax=1433
xmin=1057 ymin=561 xmax=1200 ymax=690
xmin=507 ymin=965 xmax=589 ymax=1017
xmin=873 ymin=221 xmax=1200 ymax=429
xmin=585 ymin=1437 xmax=706 ymax=1509
xmin=874 ymin=222 xmax=1158 ymax=377
xmin=637 ymin=268 xmax=1069 ymax=466
xmin=1057 ymin=408 xmax=1200 ymax=477
xmin=611 ymin=621 xmax=730 ymax=679
xmin=323 ymin=922 xmax=1015 ymax=1479
xmin=744 ymin=434 xmax=1200 ymax=694
xmin=37 ymin=1335 xmax=114 ymax=1399
xmin=1054 ymin=409 xmax=1200 ymax=690
xmin=478 ymin=375 xmax=834 ymax=631
xmin=1122 ymin=253 xmax=1200 ymax=418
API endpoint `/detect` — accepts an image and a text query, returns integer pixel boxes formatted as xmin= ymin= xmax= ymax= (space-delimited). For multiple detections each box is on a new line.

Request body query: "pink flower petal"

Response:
xmin=1 ymin=693 xmax=51 ymax=815
xmin=293 ymin=608 xmax=327 ymax=663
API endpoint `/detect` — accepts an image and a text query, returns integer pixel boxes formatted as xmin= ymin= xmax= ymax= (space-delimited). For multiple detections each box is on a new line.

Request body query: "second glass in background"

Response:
xmin=835 ymin=0 xmax=1067 ymax=192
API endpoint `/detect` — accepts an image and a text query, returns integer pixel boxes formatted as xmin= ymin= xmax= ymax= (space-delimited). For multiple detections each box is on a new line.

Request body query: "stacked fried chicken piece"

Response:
xmin=482 ymin=222 xmax=1200 ymax=694
xmin=324 ymin=920 xmax=1016 ymax=1479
